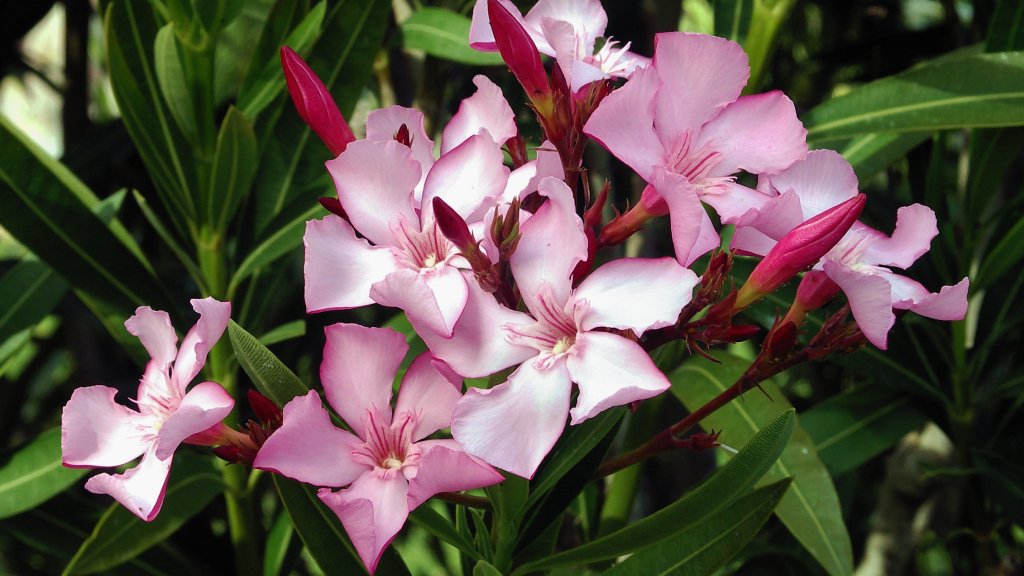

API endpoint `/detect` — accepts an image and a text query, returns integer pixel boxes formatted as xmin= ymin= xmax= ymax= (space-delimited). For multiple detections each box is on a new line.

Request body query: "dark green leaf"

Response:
xmin=264 ymin=509 xmax=301 ymax=576
xmin=986 ymin=0 xmax=1024 ymax=52
xmin=409 ymin=505 xmax=482 ymax=561
xmin=602 ymin=479 xmax=791 ymax=576
xmin=238 ymin=0 xmax=310 ymax=98
xmin=259 ymin=320 xmax=307 ymax=346
xmin=713 ymin=0 xmax=752 ymax=43
xmin=805 ymin=52 xmax=1024 ymax=145
xmin=228 ymin=320 xmax=309 ymax=407
xmin=671 ymin=355 xmax=853 ymax=576
xmin=154 ymin=25 xmax=198 ymax=144
xmin=975 ymin=215 xmax=1024 ymax=291
xmin=401 ymin=8 xmax=504 ymax=66
xmin=513 ymin=410 xmax=794 ymax=574
xmin=473 ymin=560 xmax=505 ymax=576
xmin=63 ymin=452 xmax=223 ymax=575
xmin=207 ymin=106 xmax=258 ymax=230
xmin=229 ymin=204 xmax=321 ymax=296
xmin=0 ymin=428 xmax=87 ymax=519
xmin=839 ymin=132 xmax=930 ymax=182
xmin=0 ymin=259 xmax=66 ymax=347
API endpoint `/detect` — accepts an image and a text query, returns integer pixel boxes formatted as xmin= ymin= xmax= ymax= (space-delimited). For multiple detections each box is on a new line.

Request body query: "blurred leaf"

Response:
xmin=105 ymin=0 xmax=198 ymax=233
xmin=805 ymin=52 xmax=1024 ymax=145
xmin=513 ymin=410 xmax=794 ymax=574
xmin=264 ymin=508 xmax=302 ymax=576
xmin=132 ymin=190 xmax=207 ymax=293
xmin=840 ymin=132 xmax=931 ymax=182
xmin=228 ymin=320 xmax=309 ymax=407
xmin=474 ymin=561 xmax=504 ymax=576
xmin=0 ymin=428 xmax=87 ymax=519
xmin=969 ymin=215 xmax=1024 ymax=291
xmin=239 ymin=0 xmax=310 ymax=98
xmin=63 ymin=453 xmax=223 ymax=575
xmin=0 ymin=259 xmax=66 ymax=347
xmin=238 ymin=1 xmax=326 ymax=119
xmin=258 ymin=319 xmax=307 ymax=346
xmin=0 ymin=117 xmax=171 ymax=314
xmin=154 ymin=25 xmax=198 ymax=144
xmin=671 ymin=355 xmax=853 ymax=576
xmin=986 ymin=0 xmax=1024 ymax=52
xmin=409 ymin=505 xmax=482 ymax=561
xmin=207 ymin=106 xmax=258 ymax=230
xmin=252 ymin=0 xmax=389 ymax=235
xmin=603 ymin=479 xmax=791 ymax=576
xmin=801 ymin=385 xmax=926 ymax=477
xmin=401 ymin=8 xmax=504 ymax=66
xmin=975 ymin=451 xmax=1024 ymax=523
xmin=713 ymin=0 xmax=753 ymax=43
xmin=229 ymin=204 xmax=321 ymax=296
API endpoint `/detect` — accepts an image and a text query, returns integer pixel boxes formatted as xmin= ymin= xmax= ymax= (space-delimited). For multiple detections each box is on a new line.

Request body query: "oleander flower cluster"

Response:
xmin=61 ymin=0 xmax=968 ymax=572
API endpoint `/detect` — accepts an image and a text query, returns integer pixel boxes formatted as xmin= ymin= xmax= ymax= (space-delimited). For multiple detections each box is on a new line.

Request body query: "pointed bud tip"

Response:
xmin=280 ymin=45 xmax=354 ymax=156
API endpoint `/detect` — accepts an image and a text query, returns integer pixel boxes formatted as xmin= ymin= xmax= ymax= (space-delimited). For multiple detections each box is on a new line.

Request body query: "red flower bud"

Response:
xmin=736 ymin=194 xmax=865 ymax=309
xmin=432 ymin=197 xmax=476 ymax=251
xmin=280 ymin=46 xmax=354 ymax=156
xmin=487 ymin=0 xmax=552 ymax=114
xmin=782 ymin=270 xmax=841 ymax=326
xmin=598 ymin=184 xmax=669 ymax=246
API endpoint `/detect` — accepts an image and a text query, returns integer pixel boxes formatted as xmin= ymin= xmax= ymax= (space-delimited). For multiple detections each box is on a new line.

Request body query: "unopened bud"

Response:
xmin=280 ymin=46 xmax=354 ymax=156
xmin=491 ymin=199 xmax=521 ymax=261
xmin=487 ymin=0 xmax=552 ymax=115
xmin=763 ymin=320 xmax=798 ymax=361
xmin=782 ymin=270 xmax=841 ymax=326
xmin=599 ymin=185 xmax=669 ymax=246
xmin=584 ymin=181 xmax=610 ymax=229
xmin=433 ymin=197 xmax=476 ymax=251
xmin=318 ymin=197 xmax=347 ymax=219
xmin=394 ymin=124 xmax=412 ymax=147
xmin=736 ymin=194 xmax=865 ymax=309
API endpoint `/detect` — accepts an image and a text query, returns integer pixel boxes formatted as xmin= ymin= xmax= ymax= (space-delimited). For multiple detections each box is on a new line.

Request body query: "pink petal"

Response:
xmin=469 ymin=0 xmax=529 ymax=51
xmin=154 ymin=381 xmax=234 ymax=460
xmin=583 ymin=64 xmax=664 ymax=182
xmin=415 ymin=272 xmax=536 ymax=378
xmin=253 ymin=390 xmax=366 ymax=487
xmin=172 ymin=298 xmax=230 ymax=389
xmin=567 ymin=331 xmax=670 ymax=424
xmin=571 ymin=257 xmax=698 ymax=334
xmin=823 ymin=260 xmax=896 ymax=349
xmin=451 ymin=360 xmax=571 ymax=478
xmin=730 ymin=187 xmax=806 ymax=242
xmin=702 ymin=181 xmax=777 ymax=226
xmin=370 ymin=266 xmax=469 ymax=338
xmin=322 ymin=324 xmax=406 ymax=437
xmin=365 ymin=106 xmax=436 ymax=177
xmin=654 ymin=168 xmax=713 ymax=266
xmin=326 ymin=139 xmax=421 ymax=247
xmin=394 ymin=354 xmax=463 ymax=441
xmin=406 ymin=439 xmax=504 ymax=509
xmin=765 ymin=149 xmax=858 ymax=219
xmin=422 ymin=134 xmax=508 ymax=225
xmin=124 ymin=307 xmax=177 ymax=370
xmin=62 ymin=385 xmax=150 ymax=468
xmin=319 ymin=471 xmax=409 ymax=574
xmin=730 ymin=225 xmax=778 ymax=257
xmin=525 ymin=0 xmax=607 ymax=56
xmin=442 ymin=75 xmax=517 ymax=154
xmin=861 ymin=204 xmax=938 ymax=269
xmin=511 ymin=178 xmax=588 ymax=313
xmin=304 ymin=215 xmax=399 ymax=313
xmin=906 ymin=277 xmax=969 ymax=321
xmin=84 ymin=446 xmax=172 ymax=522
xmin=652 ymin=32 xmax=749 ymax=144
xmin=697 ymin=91 xmax=807 ymax=178
xmin=569 ymin=59 xmax=610 ymax=93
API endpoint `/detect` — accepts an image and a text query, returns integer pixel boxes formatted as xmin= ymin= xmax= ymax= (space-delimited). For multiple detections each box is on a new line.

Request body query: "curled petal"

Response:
xmin=319 ymin=472 xmax=410 ymax=574
xmin=422 ymin=134 xmax=508 ymax=225
xmin=765 ymin=149 xmax=857 ymax=220
xmin=303 ymin=216 xmax=399 ymax=313
xmin=442 ymin=75 xmax=517 ymax=154
xmin=62 ymin=385 xmax=150 ymax=468
xmin=406 ymin=440 xmax=504 ymax=510
xmin=124 ymin=307 xmax=177 ymax=370
xmin=654 ymin=169 xmax=710 ymax=267
xmin=322 ymin=324 xmax=407 ymax=437
xmin=371 ymin=266 xmax=469 ymax=338
xmin=904 ymin=277 xmax=969 ymax=321
xmin=84 ymin=446 xmax=172 ymax=522
xmin=584 ymin=64 xmax=663 ymax=182
xmin=861 ymin=204 xmax=938 ymax=269
xmin=365 ymin=106 xmax=436 ymax=177
xmin=173 ymin=298 xmax=230 ymax=389
xmin=524 ymin=0 xmax=607 ymax=57
xmin=823 ymin=260 xmax=896 ymax=349
xmin=155 ymin=381 xmax=234 ymax=460
xmin=451 ymin=360 xmax=571 ymax=478
xmin=394 ymin=354 xmax=463 ymax=441
xmin=567 ymin=331 xmax=669 ymax=424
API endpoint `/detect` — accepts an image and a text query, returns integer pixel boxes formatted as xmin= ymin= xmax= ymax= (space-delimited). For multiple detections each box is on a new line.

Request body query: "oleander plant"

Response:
xmin=1 ymin=0 xmax=1022 ymax=574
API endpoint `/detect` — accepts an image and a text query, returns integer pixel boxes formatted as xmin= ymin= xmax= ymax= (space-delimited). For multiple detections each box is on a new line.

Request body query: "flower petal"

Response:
xmin=319 ymin=471 xmax=409 ymax=574
xmin=155 ymin=381 xmax=234 ymax=460
xmin=84 ymin=446 xmax=172 ymax=522
xmin=253 ymin=390 xmax=366 ymax=487
xmin=365 ymin=105 xmax=436 ymax=177
xmin=525 ymin=0 xmax=607 ymax=56
xmin=652 ymin=32 xmax=749 ymax=144
xmin=422 ymin=133 xmax=508 ymax=225
xmin=861 ymin=204 xmax=938 ymax=269
xmin=322 ymin=324 xmax=407 ymax=437
xmin=654 ymin=168 xmax=713 ymax=266
xmin=406 ymin=439 xmax=504 ymax=509
xmin=394 ymin=354 xmax=463 ymax=441
xmin=304 ymin=215 xmax=399 ymax=313
xmin=173 ymin=298 xmax=230 ymax=389
xmin=327 ymin=139 xmax=421 ymax=247
xmin=124 ymin=307 xmax=177 ymax=370
xmin=442 ymin=75 xmax=517 ymax=154
xmin=567 ymin=331 xmax=669 ymax=424
xmin=511 ymin=178 xmax=588 ymax=313
xmin=584 ymin=64 xmax=663 ymax=182
xmin=823 ymin=260 xmax=896 ymax=349
xmin=763 ymin=149 xmax=857 ymax=221
xmin=370 ymin=266 xmax=468 ymax=338
xmin=572 ymin=257 xmax=698 ymax=334
xmin=415 ymin=272 xmax=536 ymax=378
xmin=697 ymin=91 xmax=807 ymax=178
xmin=62 ymin=385 xmax=150 ymax=468
xmin=451 ymin=360 xmax=571 ymax=478
xmin=904 ymin=277 xmax=969 ymax=321
xmin=469 ymin=0 xmax=531 ymax=51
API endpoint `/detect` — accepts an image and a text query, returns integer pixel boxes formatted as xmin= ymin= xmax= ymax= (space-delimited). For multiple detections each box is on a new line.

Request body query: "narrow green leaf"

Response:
xmin=258 ymin=319 xmax=307 ymax=346
xmin=975 ymin=213 xmax=1024 ymax=291
xmin=228 ymin=320 xmax=310 ymax=407
xmin=401 ymin=8 xmax=504 ymax=66
xmin=671 ymin=355 xmax=853 ymax=576
xmin=839 ymin=131 xmax=930 ymax=182
xmin=805 ymin=52 xmax=1024 ymax=144
xmin=986 ymin=0 xmax=1024 ymax=52
xmin=0 ymin=428 xmax=87 ymax=519
xmin=603 ymin=479 xmax=792 ymax=576
xmin=473 ymin=561 xmax=505 ymax=576
xmin=238 ymin=0 xmax=309 ymax=97
xmin=238 ymin=1 xmax=327 ymax=119
xmin=208 ymin=106 xmax=258 ymax=230
xmin=0 ymin=259 xmax=66 ymax=346
xmin=408 ymin=505 xmax=483 ymax=561
xmin=0 ymin=117 xmax=171 ymax=313
xmin=132 ymin=190 xmax=206 ymax=293
xmin=264 ymin=509 xmax=301 ymax=576
xmin=801 ymin=385 xmax=927 ymax=477
xmin=229 ymin=204 xmax=322 ymax=296
xmin=154 ymin=25 xmax=198 ymax=144
xmin=713 ymin=0 xmax=753 ymax=43
xmin=513 ymin=410 xmax=794 ymax=574
xmin=63 ymin=453 xmax=223 ymax=575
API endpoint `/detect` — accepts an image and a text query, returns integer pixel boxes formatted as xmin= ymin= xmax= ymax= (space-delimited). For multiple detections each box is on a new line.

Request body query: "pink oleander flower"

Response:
xmin=471 ymin=0 xmax=649 ymax=93
xmin=61 ymin=298 xmax=233 ymax=521
xmin=411 ymin=178 xmax=699 ymax=478
xmin=304 ymin=76 xmax=517 ymax=337
xmin=731 ymin=150 xmax=969 ymax=349
xmin=281 ymin=46 xmax=355 ymax=156
xmin=584 ymin=32 xmax=807 ymax=265
xmin=253 ymin=323 xmax=503 ymax=574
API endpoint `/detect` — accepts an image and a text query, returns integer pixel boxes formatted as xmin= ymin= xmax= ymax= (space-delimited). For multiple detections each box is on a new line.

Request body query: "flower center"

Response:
xmin=504 ymin=283 xmax=580 ymax=369
xmin=352 ymin=409 xmax=421 ymax=474
xmin=551 ymin=335 xmax=574 ymax=355
xmin=666 ymin=132 xmax=730 ymax=193
xmin=390 ymin=217 xmax=454 ymax=271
